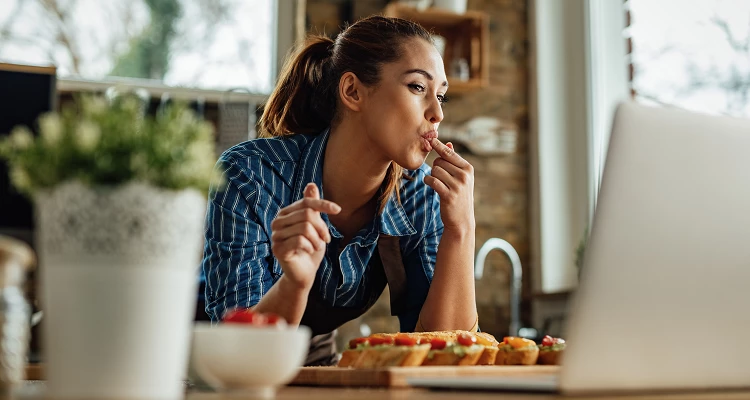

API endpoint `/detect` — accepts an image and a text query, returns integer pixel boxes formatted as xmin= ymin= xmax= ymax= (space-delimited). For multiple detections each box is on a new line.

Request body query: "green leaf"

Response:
xmin=0 ymin=92 xmax=217 ymax=197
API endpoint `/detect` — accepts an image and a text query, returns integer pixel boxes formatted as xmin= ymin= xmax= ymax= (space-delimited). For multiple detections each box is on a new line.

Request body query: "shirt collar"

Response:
xmin=378 ymin=190 xmax=417 ymax=237
xmin=291 ymin=128 xmax=328 ymax=203
xmin=292 ymin=128 xmax=417 ymax=240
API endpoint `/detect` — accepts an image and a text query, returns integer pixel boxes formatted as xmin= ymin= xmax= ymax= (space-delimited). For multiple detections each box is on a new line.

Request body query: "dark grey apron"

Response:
xmin=300 ymin=235 xmax=407 ymax=366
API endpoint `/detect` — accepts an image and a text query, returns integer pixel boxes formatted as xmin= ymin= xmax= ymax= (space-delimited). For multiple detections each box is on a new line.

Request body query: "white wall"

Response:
xmin=529 ymin=0 xmax=590 ymax=295
xmin=529 ymin=0 xmax=629 ymax=330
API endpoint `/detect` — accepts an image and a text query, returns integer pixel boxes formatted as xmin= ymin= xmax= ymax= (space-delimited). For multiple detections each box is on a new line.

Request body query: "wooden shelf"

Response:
xmin=444 ymin=79 xmax=485 ymax=95
xmin=25 ymin=363 xmax=44 ymax=380
xmin=0 ymin=62 xmax=56 ymax=76
xmin=384 ymin=3 xmax=489 ymax=94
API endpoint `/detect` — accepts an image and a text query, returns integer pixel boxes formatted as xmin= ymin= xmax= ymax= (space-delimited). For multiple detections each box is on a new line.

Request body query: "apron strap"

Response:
xmin=299 ymin=235 xmax=407 ymax=366
xmin=377 ymin=235 xmax=407 ymax=317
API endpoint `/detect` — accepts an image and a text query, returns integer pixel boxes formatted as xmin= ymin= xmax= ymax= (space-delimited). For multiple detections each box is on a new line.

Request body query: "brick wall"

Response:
xmin=459 ymin=0 xmax=530 ymax=338
xmin=304 ymin=0 xmax=531 ymax=347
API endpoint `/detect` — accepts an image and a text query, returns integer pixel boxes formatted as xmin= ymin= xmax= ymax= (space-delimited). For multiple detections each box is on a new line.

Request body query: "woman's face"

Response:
xmin=359 ymin=38 xmax=448 ymax=170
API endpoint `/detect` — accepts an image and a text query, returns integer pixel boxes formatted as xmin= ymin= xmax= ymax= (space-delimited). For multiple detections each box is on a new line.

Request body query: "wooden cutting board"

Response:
xmin=291 ymin=365 xmax=559 ymax=388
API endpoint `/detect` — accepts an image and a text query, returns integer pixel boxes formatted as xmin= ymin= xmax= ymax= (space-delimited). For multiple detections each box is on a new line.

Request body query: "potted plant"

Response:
xmin=0 ymin=91 xmax=217 ymax=399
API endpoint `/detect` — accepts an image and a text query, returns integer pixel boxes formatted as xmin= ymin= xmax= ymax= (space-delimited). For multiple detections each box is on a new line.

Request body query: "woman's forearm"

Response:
xmin=418 ymin=226 xmax=478 ymax=331
xmin=252 ymin=275 xmax=311 ymax=325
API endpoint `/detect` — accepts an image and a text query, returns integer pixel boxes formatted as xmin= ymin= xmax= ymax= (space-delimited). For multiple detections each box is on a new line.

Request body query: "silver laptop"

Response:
xmin=410 ymin=102 xmax=750 ymax=394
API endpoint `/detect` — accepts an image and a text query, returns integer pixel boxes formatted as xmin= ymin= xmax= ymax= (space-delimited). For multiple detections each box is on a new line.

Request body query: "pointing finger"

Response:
xmin=304 ymin=182 xmax=320 ymax=199
xmin=430 ymin=138 xmax=469 ymax=168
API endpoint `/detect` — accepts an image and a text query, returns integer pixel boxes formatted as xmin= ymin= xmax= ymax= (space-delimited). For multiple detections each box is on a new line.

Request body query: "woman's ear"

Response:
xmin=338 ymin=71 xmax=364 ymax=112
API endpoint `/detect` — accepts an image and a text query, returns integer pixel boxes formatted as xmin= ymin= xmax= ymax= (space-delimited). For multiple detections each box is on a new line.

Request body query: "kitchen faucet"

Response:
xmin=474 ymin=238 xmax=523 ymax=337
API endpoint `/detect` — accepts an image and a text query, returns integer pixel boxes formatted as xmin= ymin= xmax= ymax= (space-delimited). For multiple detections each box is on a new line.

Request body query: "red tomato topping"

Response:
xmin=369 ymin=337 xmax=395 ymax=346
xmin=457 ymin=333 xmax=477 ymax=347
xmin=223 ymin=309 xmax=267 ymax=325
xmin=222 ymin=308 xmax=251 ymax=323
xmin=222 ymin=309 xmax=289 ymax=326
xmin=541 ymin=335 xmax=565 ymax=346
xmin=265 ymin=313 xmax=284 ymax=325
xmin=349 ymin=337 xmax=370 ymax=349
xmin=429 ymin=338 xmax=447 ymax=350
xmin=394 ymin=335 xmax=419 ymax=346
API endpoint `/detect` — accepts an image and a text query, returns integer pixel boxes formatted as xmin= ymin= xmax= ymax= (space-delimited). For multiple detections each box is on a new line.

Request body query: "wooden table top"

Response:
xmin=187 ymin=387 xmax=750 ymax=400
xmin=20 ymin=365 xmax=750 ymax=400
xmin=15 ymin=381 xmax=750 ymax=400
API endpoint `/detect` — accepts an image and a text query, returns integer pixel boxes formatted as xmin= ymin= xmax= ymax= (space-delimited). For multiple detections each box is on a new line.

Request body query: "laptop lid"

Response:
xmin=560 ymin=102 xmax=750 ymax=393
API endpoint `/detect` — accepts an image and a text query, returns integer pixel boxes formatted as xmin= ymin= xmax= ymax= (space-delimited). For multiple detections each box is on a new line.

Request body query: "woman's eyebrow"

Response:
xmin=403 ymin=69 xmax=449 ymax=87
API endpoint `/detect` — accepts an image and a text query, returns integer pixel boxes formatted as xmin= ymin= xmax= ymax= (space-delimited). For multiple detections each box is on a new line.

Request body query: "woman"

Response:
xmin=201 ymin=15 xmax=477 ymax=366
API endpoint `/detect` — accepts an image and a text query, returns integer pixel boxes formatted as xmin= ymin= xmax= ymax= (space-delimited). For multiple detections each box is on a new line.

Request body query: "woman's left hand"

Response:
xmin=424 ymin=138 xmax=475 ymax=232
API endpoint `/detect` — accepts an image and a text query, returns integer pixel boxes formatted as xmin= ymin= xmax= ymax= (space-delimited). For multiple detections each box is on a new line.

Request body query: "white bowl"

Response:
xmin=190 ymin=322 xmax=311 ymax=396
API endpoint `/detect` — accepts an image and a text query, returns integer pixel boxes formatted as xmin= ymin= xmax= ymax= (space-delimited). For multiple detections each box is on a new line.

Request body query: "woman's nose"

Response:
xmin=427 ymin=100 xmax=444 ymax=124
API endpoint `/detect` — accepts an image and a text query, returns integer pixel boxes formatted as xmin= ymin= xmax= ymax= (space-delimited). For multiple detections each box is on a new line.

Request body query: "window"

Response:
xmin=0 ymin=0 xmax=275 ymax=93
xmin=529 ymin=0 xmax=629 ymax=295
xmin=629 ymin=0 xmax=750 ymax=118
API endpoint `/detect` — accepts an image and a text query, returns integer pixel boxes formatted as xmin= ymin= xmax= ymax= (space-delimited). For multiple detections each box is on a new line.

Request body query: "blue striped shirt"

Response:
xmin=200 ymin=128 xmax=443 ymax=332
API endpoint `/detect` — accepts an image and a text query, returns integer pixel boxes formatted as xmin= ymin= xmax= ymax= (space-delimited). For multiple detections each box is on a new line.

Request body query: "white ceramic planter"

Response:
xmin=35 ymin=181 xmax=207 ymax=399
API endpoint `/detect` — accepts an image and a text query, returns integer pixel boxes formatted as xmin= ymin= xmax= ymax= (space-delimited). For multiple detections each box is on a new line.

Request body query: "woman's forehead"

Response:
xmin=388 ymin=39 xmax=447 ymax=81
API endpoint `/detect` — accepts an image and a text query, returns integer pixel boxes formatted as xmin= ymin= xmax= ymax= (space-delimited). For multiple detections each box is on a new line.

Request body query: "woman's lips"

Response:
xmin=421 ymin=137 xmax=433 ymax=152
xmin=420 ymin=131 xmax=438 ymax=152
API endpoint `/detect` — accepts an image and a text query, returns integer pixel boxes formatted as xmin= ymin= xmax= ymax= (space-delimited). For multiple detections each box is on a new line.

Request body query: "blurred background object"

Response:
xmin=0 ymin=0 xmax=275 ymax=93
xmin=0 ymin=63 xmax=56 ymax=366
xmin=0 ymin=236 xmax=34 ymax=394
xmin=217 ymin=88 xmax=257 ymax=157
xmin=0 ymin=64 xmax=56 ymax=246
xmin=433 ymin=0 xmax=467 ymax=14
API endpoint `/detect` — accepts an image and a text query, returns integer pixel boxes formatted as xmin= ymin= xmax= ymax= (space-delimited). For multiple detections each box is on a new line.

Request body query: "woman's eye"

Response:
xmin=409 ymin=83 xmax=448 ymax=106
xmin=408 ymin=83 xmax=426 ymax=92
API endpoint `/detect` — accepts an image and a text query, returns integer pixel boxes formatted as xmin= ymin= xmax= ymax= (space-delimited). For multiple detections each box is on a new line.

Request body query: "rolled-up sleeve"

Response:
xmin=201 ymin=157 xmax=273 ymax=322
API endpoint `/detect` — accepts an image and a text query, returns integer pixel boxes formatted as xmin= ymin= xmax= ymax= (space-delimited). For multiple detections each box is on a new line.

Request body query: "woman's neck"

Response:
xmin=322 ymin=119 xmax=390 ymax=219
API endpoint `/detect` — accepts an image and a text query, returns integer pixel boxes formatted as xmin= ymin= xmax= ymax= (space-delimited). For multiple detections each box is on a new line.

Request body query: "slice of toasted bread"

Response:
xmin=476 ymin=346 xmax=499 ymax=365
xmin=351 ymin=347 xmax=381 ymax=368
xmin=342 ymin=331 xmax=501 ymax=368
xmin=338 ymin=349 xmax=363 ymax=367
xmin=421 ymin=344 xmax=484 ymax=366
xmin=350 ymin=344 xmax=431 ymax=368
xmin=405 ymin=330 xmax=491 ymax=342
xmin=365 ymin=330 xmax=500 ymax=346
xmin=537 ymin=349 xmax=563 ymax=365
xmin=468 ymin=331 xmax=500 ymax=366
xmin=474 ymin=332 xmax=500 ymax=346
xmin=399 ymin=345 xmax=431 ymax=366
xmin=380 ymin=344 xmax=431 ymax=367
xmin=495 ymin=346 xmax=539 ymax=365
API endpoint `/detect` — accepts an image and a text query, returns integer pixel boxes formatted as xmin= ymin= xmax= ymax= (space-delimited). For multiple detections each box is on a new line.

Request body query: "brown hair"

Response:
xmin=259 ymin=15 xmax=433 ymax=213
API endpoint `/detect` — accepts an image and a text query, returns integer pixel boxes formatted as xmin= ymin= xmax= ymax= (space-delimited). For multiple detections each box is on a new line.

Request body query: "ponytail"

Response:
xmin=259 ymin=36 xmax=335 ymax=137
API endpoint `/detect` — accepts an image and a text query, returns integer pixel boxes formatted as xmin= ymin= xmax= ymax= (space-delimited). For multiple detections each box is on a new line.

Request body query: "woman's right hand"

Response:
xmin=270 ymin=183 xmax=341 ymax=291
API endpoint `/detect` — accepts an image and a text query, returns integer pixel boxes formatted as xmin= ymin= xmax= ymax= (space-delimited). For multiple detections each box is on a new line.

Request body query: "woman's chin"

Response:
xmin=399 ymin=155 xmax=428 ymax=170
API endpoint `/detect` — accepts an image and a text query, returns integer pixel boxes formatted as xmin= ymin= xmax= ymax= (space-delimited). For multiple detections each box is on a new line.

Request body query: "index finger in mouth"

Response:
xmin=430 ymin=137 xmax=470 ymax=168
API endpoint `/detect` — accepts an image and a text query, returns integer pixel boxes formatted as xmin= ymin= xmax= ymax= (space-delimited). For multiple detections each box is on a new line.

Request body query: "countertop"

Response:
xmin=13 ymin=381 xmax=750 ymax=400
xmin=192 ymin=387 xmax=750 ymax=399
